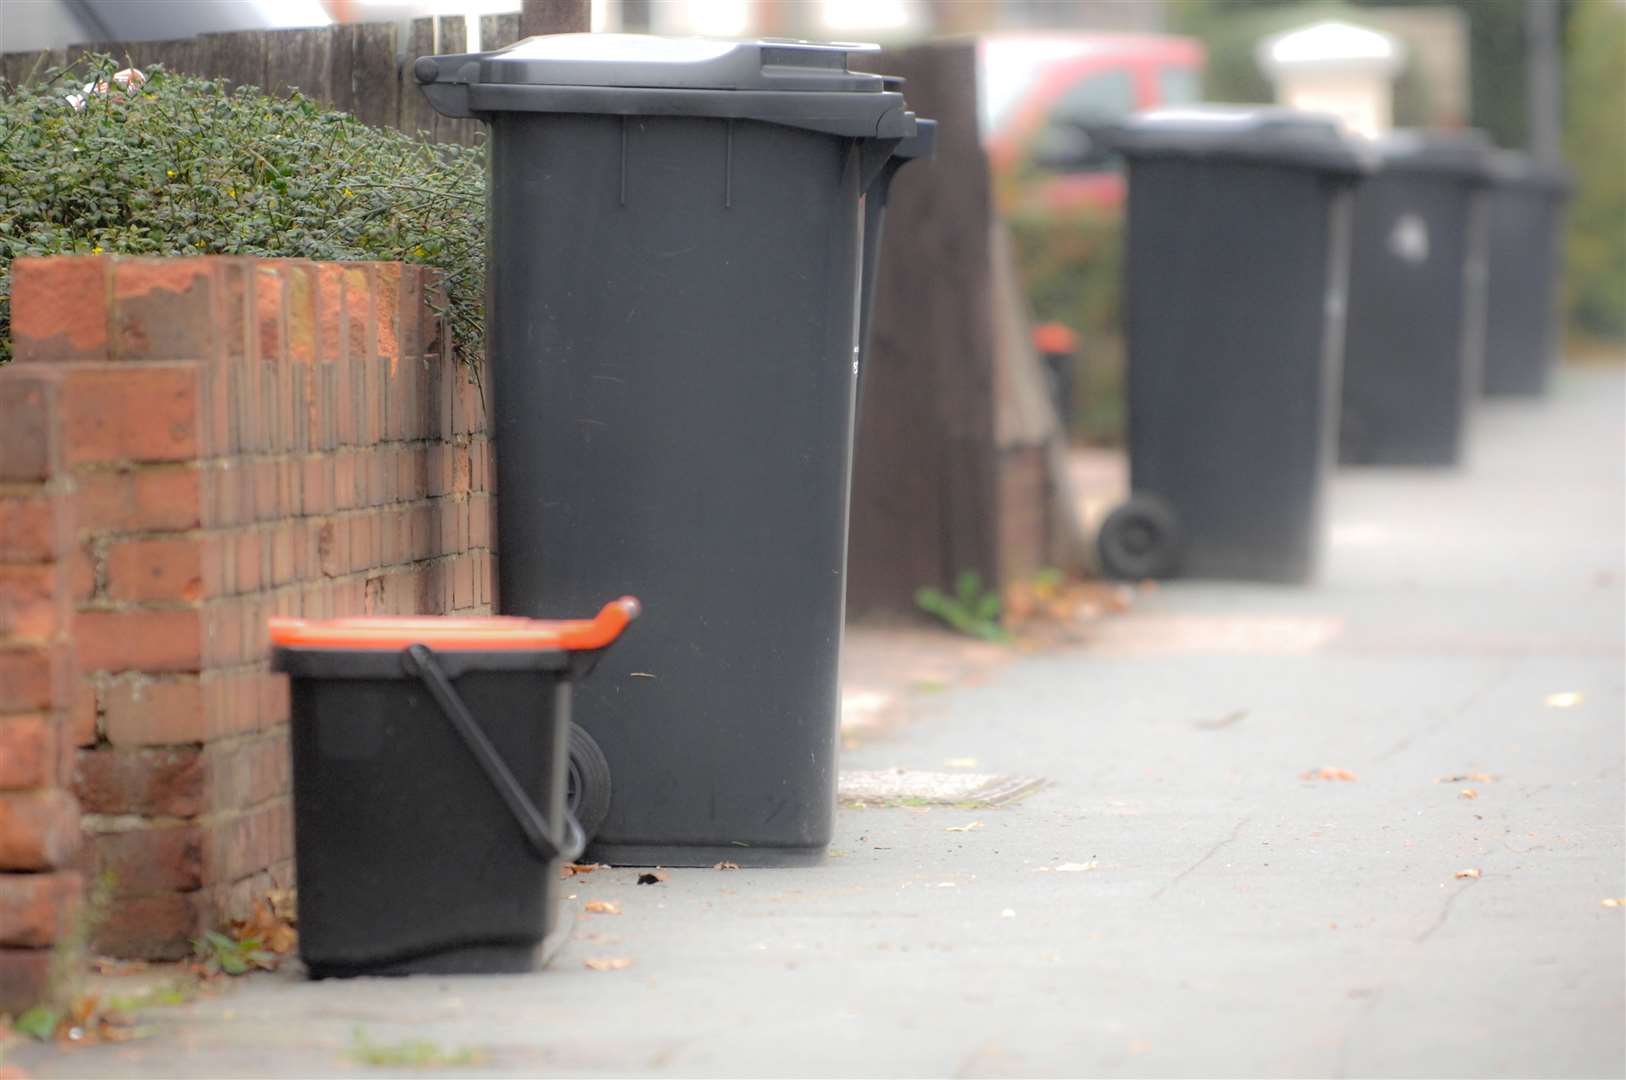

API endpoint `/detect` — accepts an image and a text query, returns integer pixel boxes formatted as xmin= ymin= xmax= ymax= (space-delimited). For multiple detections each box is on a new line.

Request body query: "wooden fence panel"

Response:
xmin=398 ymin=18 xmax=439 ymax=140
xmin=263 ymin=27 xmax=334 ymax=101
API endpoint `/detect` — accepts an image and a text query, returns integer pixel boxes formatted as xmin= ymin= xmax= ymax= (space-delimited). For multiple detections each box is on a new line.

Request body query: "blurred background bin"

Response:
xmin=1340 ymin=129 xmax=1494 ymax=466
xmin=1482 ymin=151 xmax=1574 ymax=396
xmin=269 ymin=600 xmax=638 ymax=978
xmin=417 ymin=34 xmax=931 ymax=867
xmin=1098 ymin=108 xmax=1369 ymax=583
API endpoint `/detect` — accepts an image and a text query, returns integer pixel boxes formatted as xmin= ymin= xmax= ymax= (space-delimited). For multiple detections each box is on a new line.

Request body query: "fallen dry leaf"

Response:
xmin=713 ymin=861 xmax=740 ymax=871
xmin=230 ymin=898 xmax=298 ymax=957
xmin=636 ymin=871 xmax=668 ymax=885
xmin=1438 ymin=772 xmax=1495 ymax=783
xmin=1459 ymin=787 xmax=1479 ymax=800
xmin=1301 ymin=767 xmax=1358 ymax=782
xmin=583 ymin=956 xmax=633 ymax=972
xmin=560 ymin=863 xmax=603 ymax=879
xmin=1455 ymin=868 xmax=1482 ymax=880
xmin=945 ymin=821 xmax=984 ymax=833
xmin=1544 ymin=691 xmax=1584 ymax=708
xmin=583 ymin=900 xmax=621 ymax=915
xmin=1601 ymin=898 xmax=1624 ymax=908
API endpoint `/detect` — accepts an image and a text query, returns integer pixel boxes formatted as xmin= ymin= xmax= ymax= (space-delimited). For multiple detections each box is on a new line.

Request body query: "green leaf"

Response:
xmin=15 ymin=1005 xmax=61 ymax=1040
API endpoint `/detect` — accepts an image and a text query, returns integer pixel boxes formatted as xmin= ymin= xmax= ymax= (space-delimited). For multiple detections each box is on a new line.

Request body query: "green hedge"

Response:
xmin=1006 ymin=209 xmax=1126 ymax=445
xmin=1562 ymin=0 xmax=1626 ymax=345
xmin=0 ymin=56 xmax=486 ymax=364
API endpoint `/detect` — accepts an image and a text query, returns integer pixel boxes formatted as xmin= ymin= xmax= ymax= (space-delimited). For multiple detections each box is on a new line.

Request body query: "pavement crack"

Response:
xmin=1414 ymin=878 xmax=1479 ymax=944
xmin=1332 ymin=987 xmax=1385 ymax=1079
xmin=1150 ymin=814 xmax=1252 ymax=901
xmin=1375 ymin=661 xmax=1517 ymax=763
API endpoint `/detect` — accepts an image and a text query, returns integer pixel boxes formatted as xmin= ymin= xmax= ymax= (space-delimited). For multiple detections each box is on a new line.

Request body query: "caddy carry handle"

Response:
xmin=403 ymin=643 xmax=586 ymax=864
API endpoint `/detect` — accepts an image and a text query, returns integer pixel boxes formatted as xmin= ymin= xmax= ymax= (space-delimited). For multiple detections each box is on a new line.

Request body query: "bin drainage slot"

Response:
xmin=619 ymin=117 xmax=628 ymax=208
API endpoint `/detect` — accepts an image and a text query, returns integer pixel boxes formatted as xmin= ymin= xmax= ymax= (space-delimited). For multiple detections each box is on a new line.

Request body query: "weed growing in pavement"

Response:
xmin=915 ymin=570 xmax=1010 ymax=642
xmin=349 ymin=1027 xmax=485 ymax=1069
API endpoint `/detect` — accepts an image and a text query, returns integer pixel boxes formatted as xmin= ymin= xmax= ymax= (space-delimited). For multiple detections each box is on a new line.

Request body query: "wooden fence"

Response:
xmin=0 ymin=15 xmax=528 ymax=146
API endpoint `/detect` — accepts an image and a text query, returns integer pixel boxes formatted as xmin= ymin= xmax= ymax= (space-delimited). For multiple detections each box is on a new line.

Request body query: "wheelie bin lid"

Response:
xmin=1367 ymin=128 xmax=1495 ymax=182
xmin=268 ymin=597 xmax=640 ymax=653
xmin=414 ymin=33 xmax=916 ymax=139
xmin=1105 ymin=105 xmax=1373 ymax=176
xmin=1486 ymin=149 xmax=1575 ymax=197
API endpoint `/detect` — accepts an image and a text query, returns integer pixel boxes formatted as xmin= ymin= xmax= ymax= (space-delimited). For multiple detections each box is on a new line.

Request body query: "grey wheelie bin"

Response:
xmin=1340 ymin=129 xmax=1494 ymax=466
xmin=1481 ymin=151 xmax=1573 ymax=396
xmin=416 ymin=34 xmax=932 ymax=867
xmin=1097 ymin=108 xmax=1369 ymax=584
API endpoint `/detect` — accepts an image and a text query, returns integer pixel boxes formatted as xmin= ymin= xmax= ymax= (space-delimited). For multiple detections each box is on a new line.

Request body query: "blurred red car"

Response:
xmin=978 ymin=32 xmax=1207 ymax=214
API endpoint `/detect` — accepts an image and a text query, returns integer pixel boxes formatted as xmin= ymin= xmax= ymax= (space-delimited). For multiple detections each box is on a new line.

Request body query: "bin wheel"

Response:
xmin=566 ymin=723 xmax=612 ymax=844
xmin=1098 ymin=495 xmax=1181 ymax=581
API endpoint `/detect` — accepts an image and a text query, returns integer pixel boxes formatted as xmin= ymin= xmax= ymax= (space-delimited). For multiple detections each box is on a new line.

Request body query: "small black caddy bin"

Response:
xmin=269 ymin=598 xmax=638 ymax=978
xmin=1100 ymin=107 xmax=1369 ymax=584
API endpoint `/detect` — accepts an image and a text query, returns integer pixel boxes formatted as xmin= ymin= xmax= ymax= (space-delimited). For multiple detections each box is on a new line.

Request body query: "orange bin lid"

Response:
xmin=268 ymin=597 xmax=640 ymax=652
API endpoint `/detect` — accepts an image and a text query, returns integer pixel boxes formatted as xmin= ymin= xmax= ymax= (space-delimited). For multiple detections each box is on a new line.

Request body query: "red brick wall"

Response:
xmin=0 ymin=370 xmax=83 ymax=1013
xmin=0 ymin=255 xmax=495 ymax=980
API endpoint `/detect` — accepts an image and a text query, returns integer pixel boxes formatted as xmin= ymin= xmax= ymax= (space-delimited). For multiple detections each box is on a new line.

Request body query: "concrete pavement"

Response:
xmin=8 ymin=367 xmax=1623 ymax=1079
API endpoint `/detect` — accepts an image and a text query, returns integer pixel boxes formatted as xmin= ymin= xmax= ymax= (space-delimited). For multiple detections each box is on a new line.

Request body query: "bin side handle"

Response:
xmin=403 ymin=644 xmax=586 ymax=864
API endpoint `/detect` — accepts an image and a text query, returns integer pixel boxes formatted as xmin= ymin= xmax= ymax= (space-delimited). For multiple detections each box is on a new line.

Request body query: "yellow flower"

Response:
xmin=227 ymin=188 xmax=236 ymax=198
xmin=343 ymin=187 xmax=354 ymax=198
xmin=413 ymin=245 xmax=426 ymax=257
xmin=91 ymin=245 xmax=103 ymax=254
xmin=166 ymin=169 xmax=176 ymax=178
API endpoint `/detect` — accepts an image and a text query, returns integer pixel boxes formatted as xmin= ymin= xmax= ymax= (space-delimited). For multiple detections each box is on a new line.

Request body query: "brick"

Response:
xmin=469 ymin=493 xmax=492 ymax=549
xmin=0 ymin=565 xmax=63 ymax=640
xmin=349 ymin=512 xmax=374 ymax=574
xmin=268 ymin=525 xmax=293 ymax=587
xmin=110 ymin=257 xmax=213 ymax=361
xmin=60 ymin=364 xmax=202 ymax=465
xmin=70 ymin=685 xmax=97 ymax=747
xmin=214 ymin=259 xmax=251 ymax=364
xmin=286 ymin=262 xmax=316 ymax=364
xmin=0 ymin=946 xmax=54 ymax=1014
xmin=67 ymin=542 xmax=95 ymax=603
xmin=254 ymin=264 xmax=285 ymax=363
xmin=0 ymin=871 xmax=82 ymax=947
xmin=204 ymin=733 xmax=289 ymax=814
xmin=202 ymin=600 xmax=247 ymax=669
xmin=342 ymin=266 xmax=373 ymax=360
xmin=316 ymin=264 xmax=344 ymax=361
xmin=0 ymin=715 xmax=51 ymax=790
xmin=89 ymin=824 xmax=202 ymax=893
xmin=232 ymin=531 xmax=261 ymax=595
xmin=260 ymin=673 xmax=289 ymax=729
xmin=106 ymin=536 xmax=215 ymax=604
xmin=74 ymin=745 xmax=203 ymax=817
xmin=396 ymin=265 xmax=423 ymax=364
xmin=103 ymin=675 xmax=205 ymax=746
xmin=8 ymin=256 xmax=109 ymax=362
xmin=0 ymin=790 xmax=80 ymax=870
xmin=302 ymin=457 xmax=332 ymax=516
xmin=92 ymin=891 xmax=199 ymax=960
xmin=75 ymin=609 xmax=201 ymax=674
xmin=0 ymin=370 xmax=61 ymax=482
xmin=75 ymin=467 xmax=202 ymax=533
xmin=205 ymin=799 xmax=291 ymax=883
xmin=0 ymin=492 xmax=68 ymax=563
xmin=0 ymin=644 xmax=72 ymax=713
